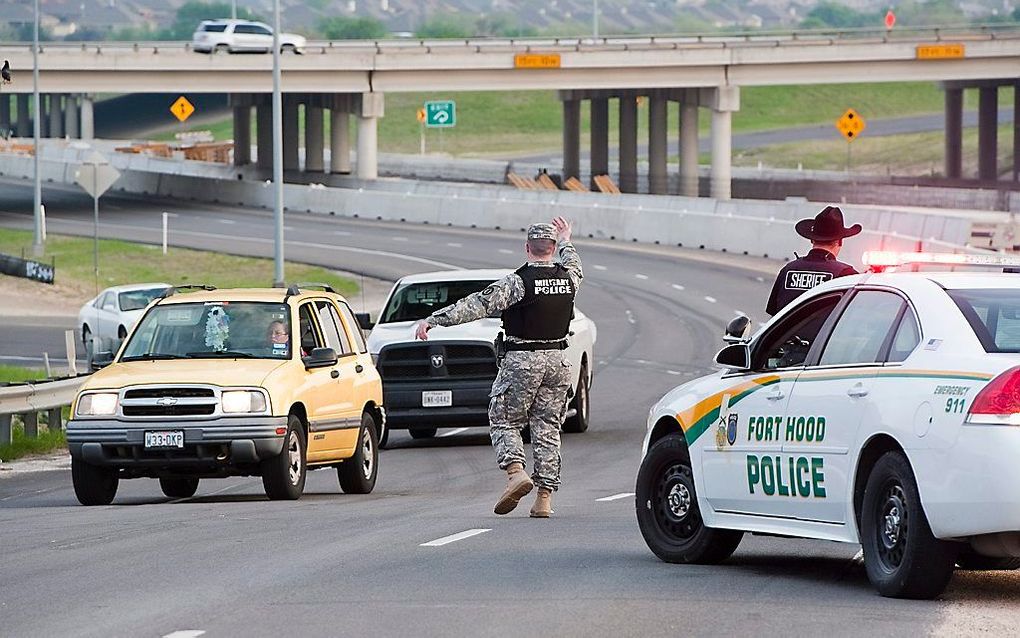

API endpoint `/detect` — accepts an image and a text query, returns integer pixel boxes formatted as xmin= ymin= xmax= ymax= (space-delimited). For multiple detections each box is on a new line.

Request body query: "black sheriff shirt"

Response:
xmin=765 ymin=248 xmax=858 ymax=316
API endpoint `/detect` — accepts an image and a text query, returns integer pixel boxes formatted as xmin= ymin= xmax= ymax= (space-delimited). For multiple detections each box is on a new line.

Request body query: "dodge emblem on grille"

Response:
xmin=156 ymin=397 xmax=179 ymax=407
xmin=431 ymin=354 xmax=444 ymax=369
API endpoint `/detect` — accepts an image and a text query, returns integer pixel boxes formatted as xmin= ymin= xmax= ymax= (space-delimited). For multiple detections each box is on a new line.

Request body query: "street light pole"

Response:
xmin=32 ymin=0 xmax=43 ymax=255
xmin=271 ymin=0 xmax=284 ymax=287
xmin=593 ymin=0 xmax=599 ymax=39
xmin=232 ymin=0 xmax=237 ymax=20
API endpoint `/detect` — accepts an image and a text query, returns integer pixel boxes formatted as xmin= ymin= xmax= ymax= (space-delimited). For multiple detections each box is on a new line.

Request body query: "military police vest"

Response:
xmin=502 ymin=264 xmax=576 ymax=340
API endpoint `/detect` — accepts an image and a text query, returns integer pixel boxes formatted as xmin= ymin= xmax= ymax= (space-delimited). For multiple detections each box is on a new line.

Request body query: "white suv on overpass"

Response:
xmin=192 ymin=20 xmax=306 ymax=54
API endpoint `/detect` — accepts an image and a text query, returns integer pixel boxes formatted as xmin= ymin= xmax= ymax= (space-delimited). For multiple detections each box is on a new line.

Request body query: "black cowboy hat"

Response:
xmin=795 ymin=206 xmax=862 ymax=242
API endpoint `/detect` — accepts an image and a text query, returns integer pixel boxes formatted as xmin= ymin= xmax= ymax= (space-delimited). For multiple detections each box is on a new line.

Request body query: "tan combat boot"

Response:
xmin=530 ymin=488 xmax=553 ymax=518
xmin=494 ymin=462 xmax=534 ymax=515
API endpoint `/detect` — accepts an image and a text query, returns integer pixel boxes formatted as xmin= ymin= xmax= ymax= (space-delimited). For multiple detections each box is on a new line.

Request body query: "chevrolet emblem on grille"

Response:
xmin=431 ymin=354 xmax=444 ymax=369
xmin=156 ymin=397 xmax=179 ymax=407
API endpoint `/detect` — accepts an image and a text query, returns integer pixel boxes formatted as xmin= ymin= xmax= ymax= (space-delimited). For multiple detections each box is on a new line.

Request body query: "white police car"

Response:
xmin=637 ymin=252 xmax=1020 ymax=599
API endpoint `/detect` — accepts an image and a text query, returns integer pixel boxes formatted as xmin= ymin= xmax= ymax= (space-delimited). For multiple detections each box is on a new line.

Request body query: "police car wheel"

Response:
xmin=261 ymin=414 xmax=307 ymax=500
xmin=338 ymin=412 xmax=379 ymax=494
xmin=159 ymin=477 xmax=200 ymax=499
xmin=71 ymin=457 xmax=119 ymax=506
xmin=955 ymin=550 xmax=1020 ymax=571
xmin=635 ymin=434 xmax=742 ymax=564
xmin=563 ymin=363 xmax=590 ymax=433
xmin=861 ymin=451 xmax=958 ymax=599
xmin=409 ymin=428 xmax=437 ymax=440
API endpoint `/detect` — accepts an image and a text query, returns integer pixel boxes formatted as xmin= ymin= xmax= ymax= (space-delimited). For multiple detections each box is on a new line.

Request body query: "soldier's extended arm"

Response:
xmin=425 ymin=274 xmax=525 ymax=328
xmin=557 ymin=240 xmax=583 ymax=290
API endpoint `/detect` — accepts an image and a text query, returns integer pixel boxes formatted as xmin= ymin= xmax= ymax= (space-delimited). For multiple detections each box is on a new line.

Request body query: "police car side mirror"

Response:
xmin=715 ymin=344 xmax=751 ymax=370
xmin=723 ymin=315 xmax=751 ymax=343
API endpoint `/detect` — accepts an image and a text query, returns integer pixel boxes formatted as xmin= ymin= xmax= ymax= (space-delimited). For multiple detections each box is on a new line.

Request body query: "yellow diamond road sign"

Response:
xmin=836 ymin=108 xmax=865 ymax=142
xmin=171 ymin=96 xmax=195 ymax=123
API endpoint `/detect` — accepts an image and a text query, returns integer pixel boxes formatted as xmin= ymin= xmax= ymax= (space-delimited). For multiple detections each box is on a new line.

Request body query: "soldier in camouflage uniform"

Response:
xmin=416 ymin=217 xmax=582 ymax=517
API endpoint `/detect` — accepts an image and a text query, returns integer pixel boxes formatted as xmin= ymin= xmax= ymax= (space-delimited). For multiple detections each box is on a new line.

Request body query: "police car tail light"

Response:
xmin=967 ymin=366 xmax=1020 ymax=425
xmin=862 ymin=251 xmax=1020 ymax=271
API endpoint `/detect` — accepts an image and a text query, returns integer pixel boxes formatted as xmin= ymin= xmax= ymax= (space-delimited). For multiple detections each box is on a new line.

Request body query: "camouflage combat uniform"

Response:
xmin=425 ymin=240 xmax=583 ymax=492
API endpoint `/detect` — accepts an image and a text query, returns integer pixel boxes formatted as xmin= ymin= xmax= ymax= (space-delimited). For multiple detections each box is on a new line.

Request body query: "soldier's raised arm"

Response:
xmin=415 ymin=273 xmax=525 ymax=339
xmin=553 ymin=216 xmax=582 ymax=290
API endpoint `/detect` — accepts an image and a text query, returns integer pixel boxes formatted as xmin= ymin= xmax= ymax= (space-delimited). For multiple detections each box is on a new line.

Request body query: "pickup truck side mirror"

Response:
xmin=715 ymin=344 xmax=751 ymax=370
xmin=355 ymin=313 xmax=374 ymax=330
xmin=723 ymin=315 xmax=751 ymax=343
xmin=303 ymin=347 xmax=338 ymax=370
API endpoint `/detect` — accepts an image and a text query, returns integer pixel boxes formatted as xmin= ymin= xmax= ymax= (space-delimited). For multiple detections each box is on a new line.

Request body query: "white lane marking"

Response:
xmin=625 ymin=310 xmax=636 ymax=325
xmin=420 ymin=528 xmax=491 ymax=547
xmin=671 ymin=284 xmax=685 ymax=291
xmin=283 ymin=226 xmax=294 ymax=231
xmin=596 ymin=492 xmax=635 ymax=502
xmin=755 ymin=276 xmax=765 ymax=283
xmin=704 ymin=296 xmax=717 ymax=303
xmin=666 ymin=370 xmax=682 ymax=376
xmin=498 ymin=248 xmax=514 ymax=254
xmin=163 ymin=631 xmax=206 ymax=638
xmin=391 ymin=236 xmax=409 ymax=242
xmin=36 ymin=220 xmax=462 ymax=270
xmin=592 ymin=264 xmax=607 ymax=271
xmin=333 ymin=230 xmax=351 ymax=236
xmin=218 ymin=219 xmax=236 ymax=225
xmin=635 ymin=274 xmax=649 ymax=280
xmin=438 ymin=427 xmax=469 ymax=438
xmin=446 ymin=242 xmax=463 ymax=248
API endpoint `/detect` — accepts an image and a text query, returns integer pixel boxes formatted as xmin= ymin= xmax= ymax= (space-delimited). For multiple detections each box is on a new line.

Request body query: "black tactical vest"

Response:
xmin=502 ymin=264 xmax=576 ymax=340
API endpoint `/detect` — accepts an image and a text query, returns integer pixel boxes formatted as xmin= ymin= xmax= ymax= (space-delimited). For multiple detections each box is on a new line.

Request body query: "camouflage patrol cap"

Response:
xmin=527 ymin=223 xmax=557 ymax=242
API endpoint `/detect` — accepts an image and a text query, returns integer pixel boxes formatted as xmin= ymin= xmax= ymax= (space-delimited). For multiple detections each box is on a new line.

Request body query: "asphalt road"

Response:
xmin=0 ymin=180 xmax=1016 ymax=636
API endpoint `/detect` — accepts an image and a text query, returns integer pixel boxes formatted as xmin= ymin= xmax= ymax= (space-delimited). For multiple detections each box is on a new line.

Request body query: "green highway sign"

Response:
xmin=425 ymin=100 xmax=456 ymax=128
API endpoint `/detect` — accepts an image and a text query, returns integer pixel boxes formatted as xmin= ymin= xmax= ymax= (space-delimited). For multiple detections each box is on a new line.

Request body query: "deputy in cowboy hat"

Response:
xmin=765 ymin=206 xmax=861 ymax=316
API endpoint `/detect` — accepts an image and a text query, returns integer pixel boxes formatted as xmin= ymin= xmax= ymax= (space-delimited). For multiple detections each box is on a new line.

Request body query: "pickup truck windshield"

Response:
xmin=379 ymin=280 xmax=495 ymax=323
xmin=949 ymin=289 xmax=1020 ymax=353
xmin=121 ymin=302 xmax=292 ymax=360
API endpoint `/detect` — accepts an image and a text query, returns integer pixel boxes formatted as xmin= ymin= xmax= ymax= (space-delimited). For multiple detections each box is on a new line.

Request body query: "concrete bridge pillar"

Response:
xmin=561 ymin=92 xmax=580 ymax=182
xmin=618 ymin=94 xmax=638 ymax=193
xmin=0 ymin=96 xmax=10 ymax=136
xmin=16 ymin=95 xmax=29 ymax=137
xmin=256 ymin=102 xmax=273 ymax=170
xmin=707 ymin=86 xmax=739 ymax=201
xmin=49 ymin=94 xmax=63 ymax=139
xmin=232 ymin=102 xmax=252 ymax=166
xmin=590 ymin=95 xmax=609 ymax=189
xmin=648 ymin=92 xmax=668 ymax=194
xmin=283 ymin=97 xmax=300 ymax=172
xmin=65 ymin=95 xmax=79 ymax=139
xmin=330 ymin=100 xmax=351 ymax=174
xmin=304 ymin=102 xmax=324 ymax=173
xmin=978 ymin=86 xmax=998 ymax=181
xmin=357 ymin=93 xmax=384 ymax=180
xmin=679 ymin=98 xmax=700 ymax=197
xmin=80 ymin=94 xmax=94 ymax=140
xmin=943 ymin=86 xmax=963 ymax=179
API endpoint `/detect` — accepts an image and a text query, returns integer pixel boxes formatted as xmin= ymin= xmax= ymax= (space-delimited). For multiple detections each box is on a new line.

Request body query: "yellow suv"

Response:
xmin=66 ymin=284 xmax=384 ymax=505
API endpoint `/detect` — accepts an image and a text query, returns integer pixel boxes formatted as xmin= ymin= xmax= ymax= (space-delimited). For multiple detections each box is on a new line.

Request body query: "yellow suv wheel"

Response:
xmin=338 ymin=412 xmax=378 ymax=494
xmin=262 ymin=414 xmax=307 ymax=500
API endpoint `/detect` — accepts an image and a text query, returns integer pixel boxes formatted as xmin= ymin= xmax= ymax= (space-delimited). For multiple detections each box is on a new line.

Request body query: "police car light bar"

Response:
xmin=861 ymin=251 xmax=1020 ymax=269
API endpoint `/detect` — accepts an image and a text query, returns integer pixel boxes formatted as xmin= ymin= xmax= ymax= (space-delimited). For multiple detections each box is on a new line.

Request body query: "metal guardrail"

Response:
xmin=0 ymin=376 xmax=90 ymax=446
xmin=0 ymin=24 xmax=1018 ymax=56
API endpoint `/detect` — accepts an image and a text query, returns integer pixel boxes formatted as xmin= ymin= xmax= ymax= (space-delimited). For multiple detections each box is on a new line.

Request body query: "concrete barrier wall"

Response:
xmin=0 ymin=149 xmax=993 ymax=270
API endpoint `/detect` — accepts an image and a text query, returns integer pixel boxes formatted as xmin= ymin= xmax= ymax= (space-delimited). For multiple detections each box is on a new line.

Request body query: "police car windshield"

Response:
xmin=949 ymin=289 xmax=1020 ymax=353
xmin=380 ymin=281 xmax=494 ymax=323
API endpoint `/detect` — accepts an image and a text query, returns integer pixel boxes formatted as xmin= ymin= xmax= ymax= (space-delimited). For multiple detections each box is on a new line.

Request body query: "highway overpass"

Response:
xmin=1 ymin=26 xmax=1018 ymax=197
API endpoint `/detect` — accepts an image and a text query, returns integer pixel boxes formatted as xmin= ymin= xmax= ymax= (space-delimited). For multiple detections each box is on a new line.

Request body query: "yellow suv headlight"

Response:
xmin=76 ymin=393 xmax=119 ymax=417
xmin=221 ymin=390 xmax=268 ymax=414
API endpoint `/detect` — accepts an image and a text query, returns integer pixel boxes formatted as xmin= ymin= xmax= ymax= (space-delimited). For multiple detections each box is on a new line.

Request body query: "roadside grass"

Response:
xmin=157 ymin=83 xmax=1014 ymax=158
xmin=731 ymin=124 xmax=1016 ymax=175
xmin=0 ymin=425 xmax=66 ymax=462
xmin=0 ymin=228 xmax=359 ymax=301
xmin=0 ymin=364 xmax=47 ymax=384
